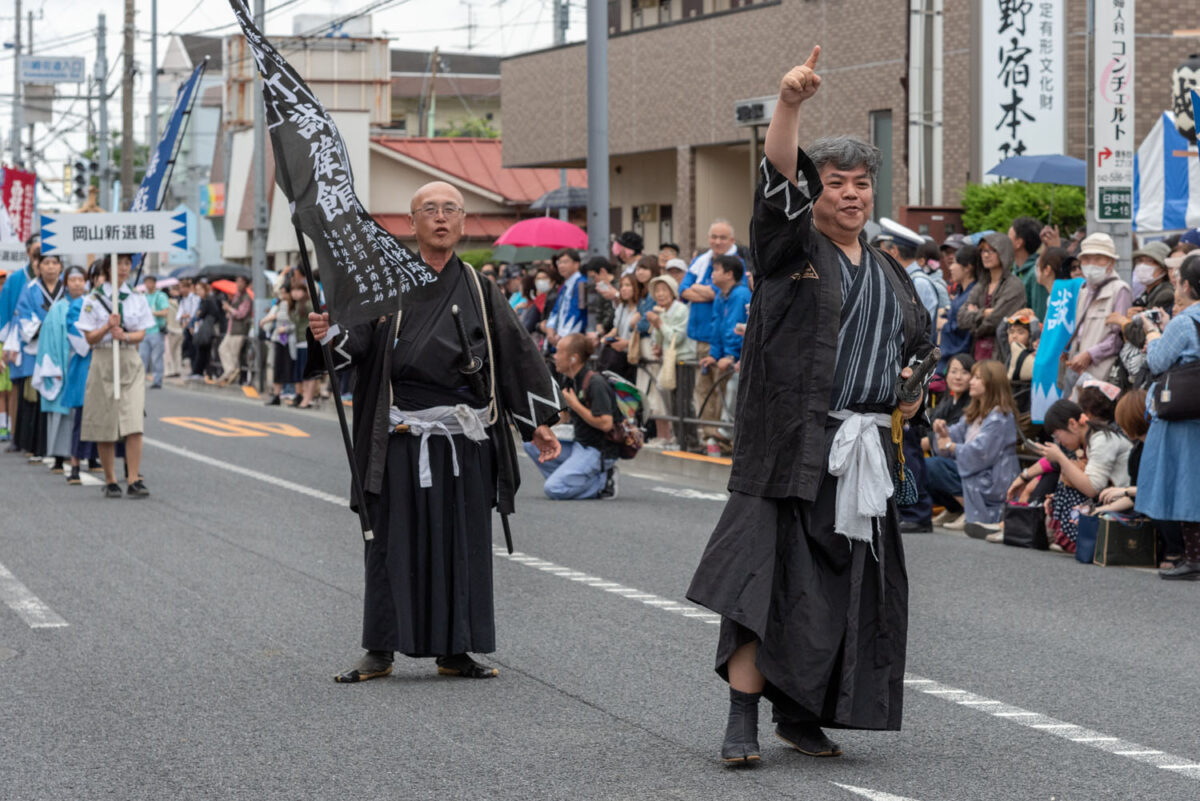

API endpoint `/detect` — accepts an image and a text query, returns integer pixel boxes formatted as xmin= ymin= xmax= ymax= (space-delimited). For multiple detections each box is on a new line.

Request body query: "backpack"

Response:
xmin=583 ymin=369 xmax=645 ymax=460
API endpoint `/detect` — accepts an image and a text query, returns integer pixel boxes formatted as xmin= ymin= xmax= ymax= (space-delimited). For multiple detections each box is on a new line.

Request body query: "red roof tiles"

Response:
xmin=371 ymin=137 xmax=586 ymax=205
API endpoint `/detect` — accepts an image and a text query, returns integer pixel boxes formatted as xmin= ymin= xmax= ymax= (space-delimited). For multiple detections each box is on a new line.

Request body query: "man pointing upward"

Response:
xmin=688 ymin=46 xmax=934 ymax=764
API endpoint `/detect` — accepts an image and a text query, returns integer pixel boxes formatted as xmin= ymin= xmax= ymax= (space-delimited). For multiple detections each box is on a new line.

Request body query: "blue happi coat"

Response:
xmin=11 ymin=278 xmax=63 ymax=380
xmin=63 ymin=295 xmax=92 ymax=410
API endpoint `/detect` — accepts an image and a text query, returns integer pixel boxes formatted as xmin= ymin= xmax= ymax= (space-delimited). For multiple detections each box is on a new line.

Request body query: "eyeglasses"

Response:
xmin=413 ymin=203 xmax=464 ymax=218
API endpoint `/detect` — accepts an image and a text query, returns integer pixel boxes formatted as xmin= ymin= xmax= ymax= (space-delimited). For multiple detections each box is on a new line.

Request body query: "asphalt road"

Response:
xmin=2 ymin=384 xmax=1198 ymax=801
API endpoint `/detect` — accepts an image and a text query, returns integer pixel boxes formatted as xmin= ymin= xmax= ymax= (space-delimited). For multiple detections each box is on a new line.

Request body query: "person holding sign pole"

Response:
xmin=75 ymin=254 xmax=156 ymax=499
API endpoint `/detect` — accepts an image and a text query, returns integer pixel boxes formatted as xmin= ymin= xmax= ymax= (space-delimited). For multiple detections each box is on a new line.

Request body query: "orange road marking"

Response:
xmin=661 ymin=450 xmax=733 ymax=466
xmin=160 ymin=417 xmax=269 ymax=437
xmin=241 ymin=385 xmax=260 ymax=399
xmin=221 ymin=419 xmax=309 ymax=438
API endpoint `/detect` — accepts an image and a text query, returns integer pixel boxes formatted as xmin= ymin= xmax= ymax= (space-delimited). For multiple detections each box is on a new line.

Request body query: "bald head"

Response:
xmin=409 ymin=181 xmax=466 ymax=265
xmin=708 ymin=220 xmax=734 ymax=256
xmin=410 ymin=181 xmax=465 ymax=213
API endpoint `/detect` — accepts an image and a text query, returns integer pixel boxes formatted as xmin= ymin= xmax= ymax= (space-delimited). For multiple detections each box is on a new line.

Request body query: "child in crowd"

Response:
xmin=1004 ymin=313 xmax=1036 ymax=382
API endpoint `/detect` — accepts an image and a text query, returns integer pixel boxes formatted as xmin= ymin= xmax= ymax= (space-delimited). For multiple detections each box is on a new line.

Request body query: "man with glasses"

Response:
xmin=308 ymin=181 xmax=563 ymax=684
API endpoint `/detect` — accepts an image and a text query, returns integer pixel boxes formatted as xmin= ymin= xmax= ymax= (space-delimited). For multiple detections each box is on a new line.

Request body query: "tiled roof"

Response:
xmin=371 ymin=137 xmax=586 ymax=205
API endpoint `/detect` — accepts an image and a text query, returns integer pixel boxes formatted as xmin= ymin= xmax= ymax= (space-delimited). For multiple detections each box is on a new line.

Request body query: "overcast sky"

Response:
xmin=0 ymin=0 xmax=588 ymax=202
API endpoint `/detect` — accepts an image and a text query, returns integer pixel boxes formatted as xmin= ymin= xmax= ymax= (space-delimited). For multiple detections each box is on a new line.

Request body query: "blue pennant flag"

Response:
xmin=1031 ymin=277 xmax=1086 ymax=424
xmin=130 ymin=60 xmax=207 ymax=272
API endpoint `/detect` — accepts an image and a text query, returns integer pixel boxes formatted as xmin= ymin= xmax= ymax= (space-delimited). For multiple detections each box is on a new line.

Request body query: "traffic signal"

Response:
xmin=71 ymin=160 xmax=100 ymax=203
xmin=73 ymin=160 xmax=87 ymax=202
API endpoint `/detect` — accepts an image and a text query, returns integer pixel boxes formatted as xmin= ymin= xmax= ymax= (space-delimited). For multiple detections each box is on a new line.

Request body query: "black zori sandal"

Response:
xmin=775 ymin=719 xmax=843 ymax=757
xmin=435 ymin=654 xmax=498 ymax=678
xmin=334 ymin=650 xmax=394 ymax=683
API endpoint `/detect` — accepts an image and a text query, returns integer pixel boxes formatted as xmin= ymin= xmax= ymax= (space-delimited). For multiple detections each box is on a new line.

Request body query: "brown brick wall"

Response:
xmin=502 ymin=0 xmax=912 ymax=213
xmin=502 ymin=0 xmax=1198 ymax=218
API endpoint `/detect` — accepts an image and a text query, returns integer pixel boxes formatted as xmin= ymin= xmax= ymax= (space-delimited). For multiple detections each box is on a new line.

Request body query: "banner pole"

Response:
xmin=111 ymin=252 xmax=120 ymax=400
xmin=293 ymin=229 xmax=374 ymax=543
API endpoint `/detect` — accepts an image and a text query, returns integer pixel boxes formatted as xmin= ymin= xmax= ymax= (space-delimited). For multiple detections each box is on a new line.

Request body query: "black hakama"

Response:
xmin=363 ymin=432 xmax=495 ymax=657
xmin=13 ymin=380 xmax=46 ymax=456
xmin=314 ymin=257 xmax=560 ymax=662
xmin=687 ymin=422 xmax=909 ymax=731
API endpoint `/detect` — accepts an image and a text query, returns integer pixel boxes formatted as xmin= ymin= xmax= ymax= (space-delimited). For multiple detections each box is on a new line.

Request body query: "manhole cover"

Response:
xmin=0 ymin=647 xmax=18 ymax=663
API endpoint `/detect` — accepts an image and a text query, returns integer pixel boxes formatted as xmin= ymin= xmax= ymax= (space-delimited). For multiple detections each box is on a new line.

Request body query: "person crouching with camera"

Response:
xmin=523 ymin=333 xmax=619 ymax=500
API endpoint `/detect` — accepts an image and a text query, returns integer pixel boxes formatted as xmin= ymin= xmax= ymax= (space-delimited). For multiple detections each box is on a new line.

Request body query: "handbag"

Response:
xmin=1075 ymin=513 xmax=1100 ymax=564
xmin=1151 ymin=319 xmax=1200 ymax=420
xmin=193 ymin=317 xmax=216 ymax=347
xmin=1093 ymin=516 xmax=1157 ymax=567
xmin=658 ymin=336 xmax=678 ymax=391
xmin=1002 ymin=502 xmax=1049 ymax=549
xmin=627 ymin=328 xmax=641 ymax=365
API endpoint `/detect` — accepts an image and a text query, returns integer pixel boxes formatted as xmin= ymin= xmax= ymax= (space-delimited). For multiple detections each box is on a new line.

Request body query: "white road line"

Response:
xmin=650 ymin=486 xmax=729 ymax=501
xmin=906 ymin=675 xmax=1200 ymax=780
xmin=0 ymin=560 xmax=68 ymax=628
xmin=832 ymin=783 xmax=923 ymax=801
xmin=143 ymin=437 xmax=349 ymax=506
xmin=35 ymin=457 xmax=103 ymax=486
xmin=144 ymin=436 xmax=1200 ymax=779
xmin=493 ymin=547 xmax=722 ymax=625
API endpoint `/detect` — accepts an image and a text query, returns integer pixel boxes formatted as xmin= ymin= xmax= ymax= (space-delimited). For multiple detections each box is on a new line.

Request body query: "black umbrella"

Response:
xmin=169 ymin=265 xmax=201 ymax=279
xmin=528 ymin=185 xmax=588 ymax=211
xmin=198 ymin=263 xmax=252 ymax=280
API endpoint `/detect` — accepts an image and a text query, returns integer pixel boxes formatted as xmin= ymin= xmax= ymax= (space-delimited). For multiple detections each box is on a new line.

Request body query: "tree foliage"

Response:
xmin=441 ymin=117 xmax=500 ymax=139
xmin=458 ymin=249 xmax=494 ymax=268
xmin=961 ymin=180 xmax=1086 ymax=234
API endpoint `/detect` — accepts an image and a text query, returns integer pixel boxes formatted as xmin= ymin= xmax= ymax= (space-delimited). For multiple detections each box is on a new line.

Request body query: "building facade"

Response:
xmin=501 ymin=0 xmax=1197 ymax=255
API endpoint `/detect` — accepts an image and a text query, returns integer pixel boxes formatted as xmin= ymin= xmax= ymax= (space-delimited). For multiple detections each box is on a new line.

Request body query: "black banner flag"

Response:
xmin=228 ymin=0 xmax=437 ymax=326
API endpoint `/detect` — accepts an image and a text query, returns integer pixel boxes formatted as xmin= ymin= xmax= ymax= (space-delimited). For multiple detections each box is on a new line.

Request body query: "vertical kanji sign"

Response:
xmin=980 ymin=1 xmax=1065 ymax=169
xmin=0 ymin=167 xmax=37 ymax=244
xmin=1094 ymin=0 xmax=1135 ymax=222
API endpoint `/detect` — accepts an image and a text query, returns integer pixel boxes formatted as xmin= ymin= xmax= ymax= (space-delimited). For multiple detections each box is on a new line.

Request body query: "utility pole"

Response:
xmin=427 ymin=48 xmax=440 ymax=137
xmin=554 ymin=0 xmax=568 ymax=220
xmin=26 ymin=10 xmax=33 ymax=170
xmin=10 ymin=0 xmax=22 ymax=168
xmin=97 ymin=13 xmax=111 ymax=209
xmin=251 ymin=0 xmax=269 ymax=377
xmin=149 ymin=0 xmax=158 ymax=147
xmin=585 ymin=0 xmax=609 ymax=256
xmin=148 ymin=0 xmax=159 ymax=274
xmin=120 ymin=0 xmax=135 ymax=210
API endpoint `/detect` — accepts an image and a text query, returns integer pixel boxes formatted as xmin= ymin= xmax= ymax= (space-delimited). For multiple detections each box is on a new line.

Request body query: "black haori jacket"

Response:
xmin=729 ymin=150 xmax=934 ymax=500
xmin=307 ymin=257 xmax=562 ymax=510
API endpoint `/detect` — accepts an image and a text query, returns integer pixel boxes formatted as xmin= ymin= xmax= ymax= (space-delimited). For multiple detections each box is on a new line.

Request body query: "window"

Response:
xmin=682 ymin=0 xmax=704 ymax=19
xmin=869 ymin=110 xmax=893 ymax=221
xmin=608 ymin=0 xmax=621 ymax=34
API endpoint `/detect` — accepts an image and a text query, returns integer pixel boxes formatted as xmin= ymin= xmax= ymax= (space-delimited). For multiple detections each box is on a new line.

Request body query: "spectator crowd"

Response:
xmin=4 ymin=209 xmax=1199 ymax=577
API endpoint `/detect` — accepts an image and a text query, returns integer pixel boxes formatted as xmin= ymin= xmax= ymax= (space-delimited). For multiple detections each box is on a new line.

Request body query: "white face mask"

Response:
xmin=1081 ymin=264 xmax=1108 ymax=284
xmin=535 ymin=279 xmax=552 ymax=294
xmin=1133 ymin=263 xmax=1159 ymax=286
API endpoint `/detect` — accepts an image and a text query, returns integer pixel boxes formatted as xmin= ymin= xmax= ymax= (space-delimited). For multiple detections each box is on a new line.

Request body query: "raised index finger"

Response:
xmin=803 ymin=45 xmax=820 ymax=70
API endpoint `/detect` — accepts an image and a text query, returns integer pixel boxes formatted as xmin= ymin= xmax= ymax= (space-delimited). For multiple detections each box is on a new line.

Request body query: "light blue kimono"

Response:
xmin=0 ymin=263 xmax=32 ymax=358
xmin=64 ymin=295 xmax=92 ymax=410
xmin=10 ymin=278 xmax=62 ymax=381
xmin=34 ymin=299 xmax=74 ymax=416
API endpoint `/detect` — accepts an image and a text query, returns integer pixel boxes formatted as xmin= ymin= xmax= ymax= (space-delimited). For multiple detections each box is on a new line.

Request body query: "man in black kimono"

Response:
xmin=309 ymin=181 xmax=563 ymax=683
xmin=686 ymin=47 xmax=933 ymax=764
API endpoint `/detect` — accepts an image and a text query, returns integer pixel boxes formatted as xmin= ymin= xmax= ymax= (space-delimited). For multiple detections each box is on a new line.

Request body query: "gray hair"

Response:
xmin=807 ymin=136 xmax=882 ymax=186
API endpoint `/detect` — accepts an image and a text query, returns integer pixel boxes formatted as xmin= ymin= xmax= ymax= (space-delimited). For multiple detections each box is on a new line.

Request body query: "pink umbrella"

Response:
xmin=494 ymin=217 xmax=588 ymax=250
